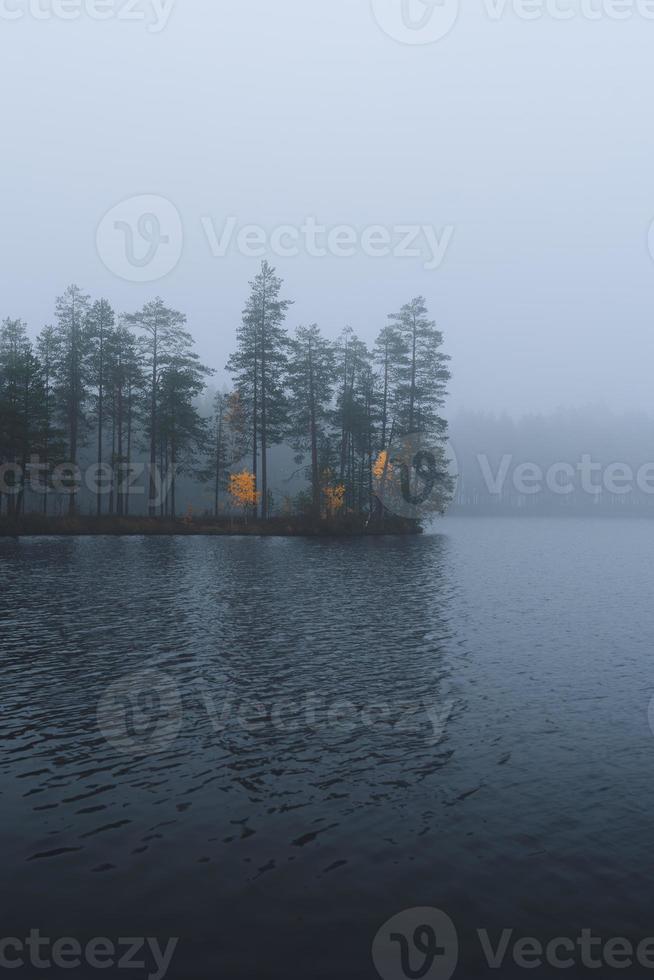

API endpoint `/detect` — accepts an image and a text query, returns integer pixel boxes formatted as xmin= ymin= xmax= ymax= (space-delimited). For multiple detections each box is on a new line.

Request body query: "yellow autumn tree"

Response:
xmin=372 ymin=450 xmax=393 ymax=482
xmin=228 ymin=471 xmax=260 ymax=518
xmin=323 ymin=484 xmax=346 ymax=517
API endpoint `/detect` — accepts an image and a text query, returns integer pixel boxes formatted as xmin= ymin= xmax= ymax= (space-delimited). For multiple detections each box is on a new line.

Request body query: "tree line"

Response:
xmin=0 ymin=262 xmax=452 ymax=522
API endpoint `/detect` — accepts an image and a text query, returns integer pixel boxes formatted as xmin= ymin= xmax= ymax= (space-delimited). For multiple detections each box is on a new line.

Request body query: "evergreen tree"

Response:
xmin=333 ymin=327 xmax=373 ymax=511
xmin=389 ymin=296 xmax=450 ymax=437
xmin=228 ymin=261 xmax=292 ymax=519
xmin=104 ymin=323 xmax=142 ymax=516
xmin=286 ymin=324 xmax=335 ymax=516
xmin=34 ymin=325 xmax=64 ymax=513
xmin=209 ymin=390 xmax=248 ymax=518
xmin=385 ymin=296 xmax=453 ymax=517
xmin=0 ymin=319 xmax=39 ymax=515
xmin=126 ymin=298 xmax=187 ymax=517
xmin=157 ymin=343 xmax=212 ymax=518
xmin=87 ymin=298 xmax=115 ymax=516
xmin=52 ymin=284 xmax=91 ymax=513
xmin=373 ymin=325 xmax=407 ymax=451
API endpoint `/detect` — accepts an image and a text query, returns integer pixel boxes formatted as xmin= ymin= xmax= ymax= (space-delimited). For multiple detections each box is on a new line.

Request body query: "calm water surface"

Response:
xmin=2 ymin=518 xmax=654 ymax=978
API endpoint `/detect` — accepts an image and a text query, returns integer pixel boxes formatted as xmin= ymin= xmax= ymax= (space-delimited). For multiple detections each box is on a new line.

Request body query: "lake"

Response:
xmin=2 ymin=518 xmax=654 ymax=979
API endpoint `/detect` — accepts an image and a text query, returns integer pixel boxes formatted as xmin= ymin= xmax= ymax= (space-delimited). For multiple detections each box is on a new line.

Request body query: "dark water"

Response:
xmin=2 ymin=518 xmax=654 ymax=979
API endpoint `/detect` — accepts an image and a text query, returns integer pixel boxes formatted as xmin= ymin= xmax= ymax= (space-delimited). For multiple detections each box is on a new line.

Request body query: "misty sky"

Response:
xmin=1 ymin=0 xmax=654 ymax=416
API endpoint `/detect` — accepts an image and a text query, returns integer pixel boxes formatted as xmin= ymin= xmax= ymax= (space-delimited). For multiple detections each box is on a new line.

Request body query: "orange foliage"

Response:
xmin=323 ymin=484 xmax=346 ymax=515
xmin=228 ymin=470 xmax=260 ymax=511
xmin=373 ymin=450 xmax=393 ymax=481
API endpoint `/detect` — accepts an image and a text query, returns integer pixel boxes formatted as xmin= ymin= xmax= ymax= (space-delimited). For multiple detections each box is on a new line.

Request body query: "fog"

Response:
xmin=2 ymin=0 xmax=654 ymax=416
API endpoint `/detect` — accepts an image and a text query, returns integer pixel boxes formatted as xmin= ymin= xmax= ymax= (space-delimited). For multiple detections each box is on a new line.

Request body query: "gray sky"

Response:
xmin=2 ymin=0 xmax=654 ymax=415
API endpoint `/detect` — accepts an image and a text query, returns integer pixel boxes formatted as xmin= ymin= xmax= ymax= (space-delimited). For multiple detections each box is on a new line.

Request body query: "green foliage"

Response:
xmin=0 ymin=273 xmax=452 ymax=525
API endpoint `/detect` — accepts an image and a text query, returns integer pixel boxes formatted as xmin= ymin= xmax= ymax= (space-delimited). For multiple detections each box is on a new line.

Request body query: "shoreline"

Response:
xmin=0 ymin=515 xmax=424 ymax=539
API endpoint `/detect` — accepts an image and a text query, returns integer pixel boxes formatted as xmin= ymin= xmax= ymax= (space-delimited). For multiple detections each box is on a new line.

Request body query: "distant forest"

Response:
xmin=450 ymin=407 xmax=654 ymax=515
xmin=0 ymin=262 xmax=452 ymax=522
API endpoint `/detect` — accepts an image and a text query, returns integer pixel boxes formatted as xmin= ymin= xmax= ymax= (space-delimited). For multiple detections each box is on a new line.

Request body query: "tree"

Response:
xmin=34 ymin=325 xmax=64 ymax=513
xmin=157 ymin=345 xmax=212 ymax=518
xmin=126 ymin=298 xmax=187 ymax=517
xmin=389 ymin=296 xmax=450 ymax=437
xmin=323 ymin=482 xmax=345 ymax=518
xmin=373 ymin=325 xmax=407 ymax=451
xmin=87 ymin=299 xmax=115 ymax=516
xmin=104 ymin=323 xmax=142 ymax=516
xmin=0 ymin=319 xmax=40 ymax=515
xmin=209 ymin=390 xmax=249 ymax=518
xmin=52 ymin=284 xmax=91 ymax=514
xmin=228 ymin=262 xmax=292 ymax=520
xmin=228 ymin=470 xmax=259 ymax=519
xmin=383 ymin=296 xmax=453 ymax=518
xmin=332 ymin=327 xmax=375 ymax=512
xmin=286 ymin=324 xmax=335 ymax=516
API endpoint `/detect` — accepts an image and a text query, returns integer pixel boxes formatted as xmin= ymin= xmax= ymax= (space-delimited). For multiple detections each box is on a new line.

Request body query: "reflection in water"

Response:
xmin=3 ymin=523 xmax=654 ymax=978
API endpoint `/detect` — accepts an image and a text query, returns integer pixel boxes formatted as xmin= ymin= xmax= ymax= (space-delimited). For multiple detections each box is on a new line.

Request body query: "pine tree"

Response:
xmin=385 ymin=296 xmax=453 ymax=517
xmin=52 ymin=284 xmax=91 ymax=514
xmin=87 ymin=298 xmax=115 ymax=516
xmin=104 ymin=323 xmax=142 ymax=516
xmin=157 ymin=344 xmax=212 ymax=518
xmin=333 ymin=327 xmax=373 ymax=512
xmin=286 ymin=324 xmax=335 ymax=516
xmin=209 ymin=390 xmax=248 ymax=518
xmin=373 ymin=325 xmax=407 ymax=451
xmin=0 ymin=319 xmax=39 ymax=515
xmin=389 ymin=296 xmax=450 ymax=437
xmin=126 ymin=298 xmax=187 ymax=517
xmin=34 ymin=325 xmax=64 ymax=513
xmin=228 ymin=262 xmax=292 ymax=519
